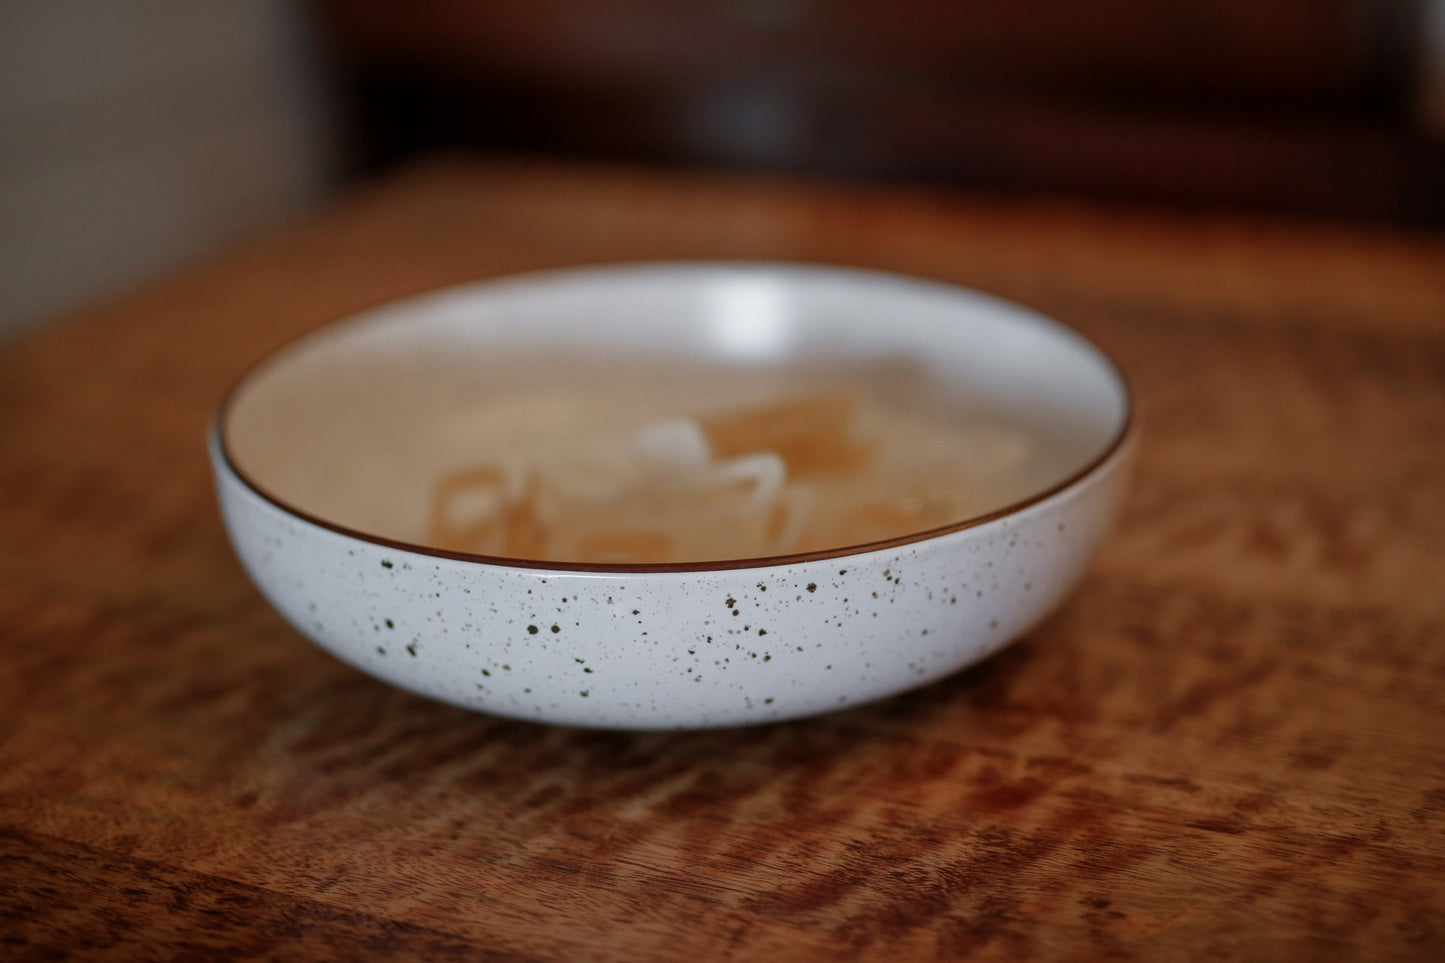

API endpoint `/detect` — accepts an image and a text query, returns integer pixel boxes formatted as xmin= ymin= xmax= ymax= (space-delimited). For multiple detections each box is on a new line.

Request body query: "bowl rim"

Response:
xmin=214 ymin=260 xmax=1135 ymax=573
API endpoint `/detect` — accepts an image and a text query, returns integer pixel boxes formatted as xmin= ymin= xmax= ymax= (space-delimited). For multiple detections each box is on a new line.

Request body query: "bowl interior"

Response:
xmin=221 ymin=264 xmax=1128 ymax=560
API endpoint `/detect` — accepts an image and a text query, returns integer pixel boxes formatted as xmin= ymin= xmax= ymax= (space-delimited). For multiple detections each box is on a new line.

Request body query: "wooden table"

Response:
xmin=2 ymin=160 xmax=1443 ymax=961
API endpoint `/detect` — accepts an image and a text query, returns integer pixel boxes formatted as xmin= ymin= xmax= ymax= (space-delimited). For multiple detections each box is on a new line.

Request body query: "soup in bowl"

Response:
xmin=212 ymin=263 xmax=1133 ymax=729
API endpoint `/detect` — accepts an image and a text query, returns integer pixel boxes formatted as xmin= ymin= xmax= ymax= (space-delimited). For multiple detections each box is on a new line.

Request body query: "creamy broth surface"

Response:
xmin=230 ymin=350 xmax=1065 ymax=563
xmin=419 ymin=354 xmax=1057 ymax=563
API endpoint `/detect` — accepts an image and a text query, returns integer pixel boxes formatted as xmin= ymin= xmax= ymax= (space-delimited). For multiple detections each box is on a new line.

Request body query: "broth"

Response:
xmin=229 ymin=349 xmax=1066 ymax=563
xmin=420 ymin=359 xmax=1050 ymax=563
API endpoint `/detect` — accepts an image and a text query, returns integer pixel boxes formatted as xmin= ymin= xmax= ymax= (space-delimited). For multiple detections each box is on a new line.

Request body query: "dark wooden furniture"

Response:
xmin=315 ymin=0 xmax=1444 ymax=220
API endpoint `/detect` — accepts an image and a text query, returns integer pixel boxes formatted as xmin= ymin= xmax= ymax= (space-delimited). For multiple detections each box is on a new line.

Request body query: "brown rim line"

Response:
xmin=214 ymin=262 xmax=1136 ymax=575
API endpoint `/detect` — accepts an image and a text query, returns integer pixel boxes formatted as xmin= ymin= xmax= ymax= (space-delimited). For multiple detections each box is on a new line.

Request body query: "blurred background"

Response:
xmin=3 ymin=0 xmax=1443 ymax=340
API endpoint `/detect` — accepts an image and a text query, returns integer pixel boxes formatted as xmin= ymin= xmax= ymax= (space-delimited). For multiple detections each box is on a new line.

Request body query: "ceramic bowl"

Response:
xmin=210 ymin=263 xmax=1134 ymax=730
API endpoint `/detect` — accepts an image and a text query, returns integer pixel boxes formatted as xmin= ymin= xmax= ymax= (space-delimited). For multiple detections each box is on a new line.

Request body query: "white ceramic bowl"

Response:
xmin=211 ymin=263 xmax=1134 ymax=729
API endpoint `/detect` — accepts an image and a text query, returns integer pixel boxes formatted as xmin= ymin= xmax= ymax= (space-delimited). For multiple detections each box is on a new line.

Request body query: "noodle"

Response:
xmin=427 ymin=391 xmax=1035 ymax=563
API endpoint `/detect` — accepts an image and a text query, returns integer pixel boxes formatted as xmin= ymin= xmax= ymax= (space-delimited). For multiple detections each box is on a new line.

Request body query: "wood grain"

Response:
xmin=2 ymin=159 xmax=1443 ymax=960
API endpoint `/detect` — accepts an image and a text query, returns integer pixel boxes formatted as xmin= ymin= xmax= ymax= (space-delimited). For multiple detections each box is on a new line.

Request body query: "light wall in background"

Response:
xmin=0 ymin=1 xmax=334 ymax=338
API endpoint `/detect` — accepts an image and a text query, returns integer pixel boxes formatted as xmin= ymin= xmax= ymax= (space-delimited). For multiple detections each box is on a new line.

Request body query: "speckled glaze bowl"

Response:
xmin=211 ymin=263 xmax=1134 ymax=730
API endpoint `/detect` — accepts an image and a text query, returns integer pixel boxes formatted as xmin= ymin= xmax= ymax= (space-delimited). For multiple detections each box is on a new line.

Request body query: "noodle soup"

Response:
xmin=213 ymin=264 xmax=1133 ymax=728
xmin=424 ymin=368 xmax=1050 ymax=563
xmin=230 ymin=349 xmax=1064 ymax=564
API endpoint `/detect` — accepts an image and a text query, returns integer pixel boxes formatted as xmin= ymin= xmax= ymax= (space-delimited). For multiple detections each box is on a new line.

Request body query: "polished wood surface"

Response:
xmin=2 ymin=160 xmax=1443 ymax=960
